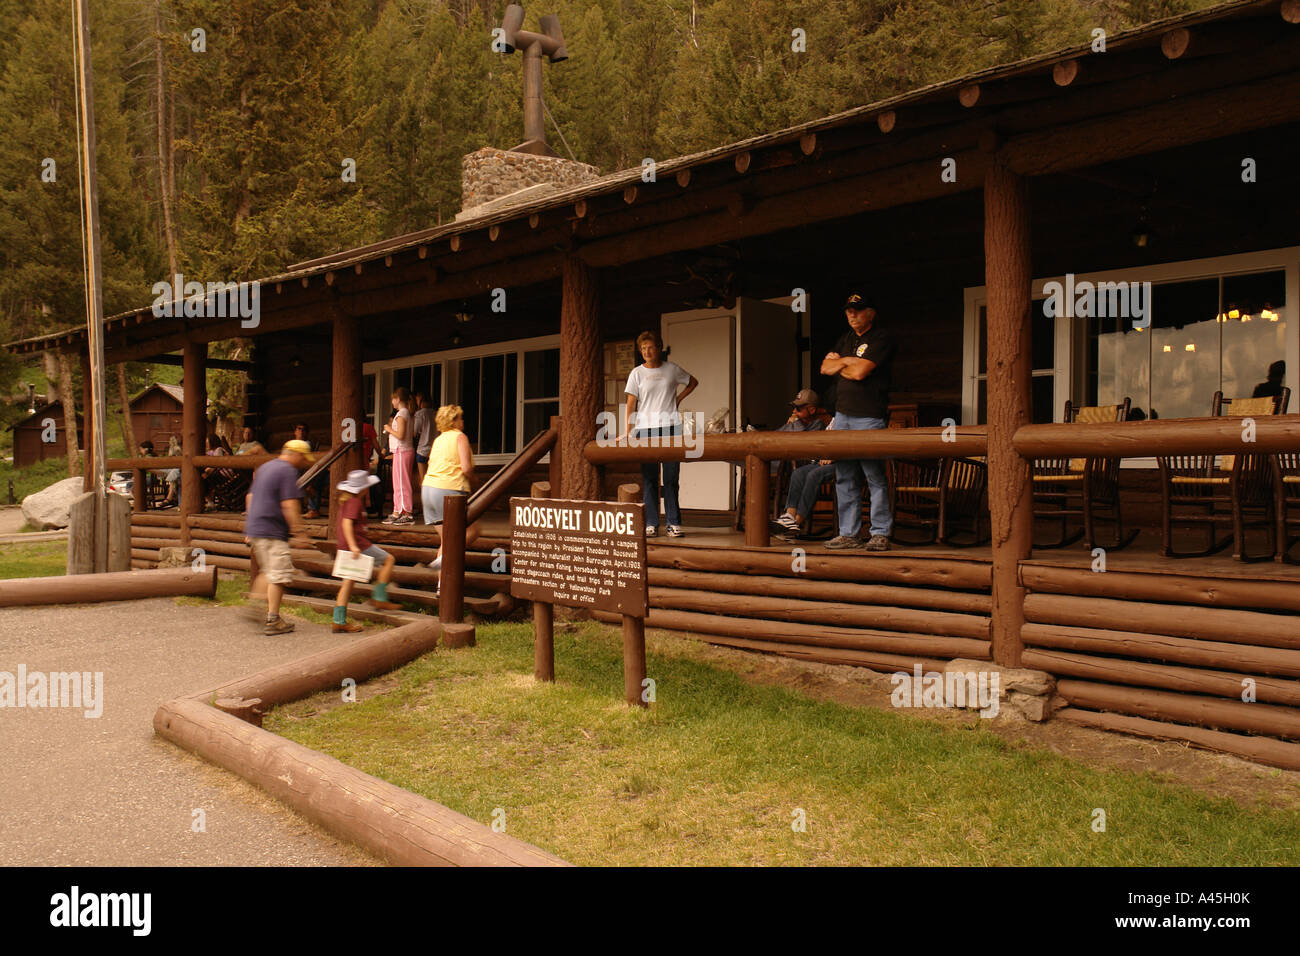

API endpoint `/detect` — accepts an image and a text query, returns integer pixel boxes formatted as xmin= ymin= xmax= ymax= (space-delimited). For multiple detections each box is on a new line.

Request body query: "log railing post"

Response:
xmin=984 ymin=158 xmax=1033 ymax=668
xmin=744 ymin=454 xmax=770 ymax=547
xmin=331 ymin=309 xmax=363 ymax=538
xmin=180 ymin=340 xmax=207 ymax=549
xmin=439 ymin=492 xmax=467 ymax=625
xmin=622 ymin=615 xmax=647 ymax=708
xmin=559 ymin=255 xmax=601 ymax=500
xmin=132 ymin=467 xmax=146 ymax=513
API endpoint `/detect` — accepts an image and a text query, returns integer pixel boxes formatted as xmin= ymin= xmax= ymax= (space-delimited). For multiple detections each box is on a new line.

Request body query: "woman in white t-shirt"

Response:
xmin=382 ymin=386 xmax=415 ymax=524
xmin=621 ymin=330 xmax=698 ymax=537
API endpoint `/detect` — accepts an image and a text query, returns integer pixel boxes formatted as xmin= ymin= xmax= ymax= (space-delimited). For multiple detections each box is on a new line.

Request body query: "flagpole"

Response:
xmin=72 ymin=0 xmax=108 ymax=571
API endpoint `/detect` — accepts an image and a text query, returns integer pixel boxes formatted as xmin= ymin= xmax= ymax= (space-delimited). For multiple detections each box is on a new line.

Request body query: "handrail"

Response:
xmin=465 ymin=426 xmax=557 ymax=525
xmin=106 ymin=455 xmax=275 ymax=471
xmin=582 ymin=426 xmax=987 ymax=465
xmin=297 ymin=442 xmax=357 ymax=489
xmin=107 ymin=456 xmax=184 ymax=469
xmin=1013 ymin=416 xmax=1300 ymax=459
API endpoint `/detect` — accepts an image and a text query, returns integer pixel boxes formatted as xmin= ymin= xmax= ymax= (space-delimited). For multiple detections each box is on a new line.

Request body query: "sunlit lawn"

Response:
xmin=267 ymin=620 xmax=1300 ymax=866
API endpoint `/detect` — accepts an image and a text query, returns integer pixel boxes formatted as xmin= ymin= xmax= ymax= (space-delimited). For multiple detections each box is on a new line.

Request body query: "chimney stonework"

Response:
xmin=458 ymin=146 xmax=599 ymax=220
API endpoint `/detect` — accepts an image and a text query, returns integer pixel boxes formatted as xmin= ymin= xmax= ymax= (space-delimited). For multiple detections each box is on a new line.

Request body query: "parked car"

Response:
xmin=107 ymin=471 xmax=133 ymax=498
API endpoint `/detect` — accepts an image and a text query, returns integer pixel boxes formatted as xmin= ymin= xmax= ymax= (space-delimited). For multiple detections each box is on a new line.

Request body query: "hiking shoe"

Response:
xmin=394 ymin=513 xmax=414 ymax=525
xmin=645 ymin=526 xmax=657 ymax=537
xmin=666 ymin=525 xmax=684 ymax=537
xmin=776 ymin=513 xmax=801 ymax=531
xmin=381 ymin=513 xmax=398 ymax=524
xmin=332 ymin=622 xmax=364 ymax=634
xmin=366 ymin=598 xmax=401 ymax=610
xmin=264 ymin=616 xmax=295 ymax=636
xmin=824 ymin=535 xmax=863 ymax=550
xmin=863 ymin=534 xmax=891 ymax=552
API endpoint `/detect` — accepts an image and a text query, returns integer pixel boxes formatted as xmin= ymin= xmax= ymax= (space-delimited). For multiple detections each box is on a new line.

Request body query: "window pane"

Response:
xmin=363 ymin=374 xmax=375 ymax=418
xmin=1221 ymin=271 xmax=1287 ymax=402
xmin=1150 ymin=279 xmax=1219 ymax=419
xmin=1089 ymin=313 xmax=1149 ymax=418
xmin=480 ymin=354 xmax=506 ymax=455
xmin=432 ymin=364 xmax=443 ymax=406
xmin=1032 ymin=375 xmax=1055 ymax=424
xmin=524 ymin=401 xmax=559 ymax=441
xmin=394 ymin=366 xmax=413 ymax=393
xmin=524 ymin=348 xmax=560 ymax=399
xmin=458 ymin=358 xmax=481 ymax=448
xmin=412 ymin=364 xmax=432 ymax=403
xmin=504 ymin=353 xmax=518 ymax=453
xmin=1031 ymin=304 xmax=1056 ymax=371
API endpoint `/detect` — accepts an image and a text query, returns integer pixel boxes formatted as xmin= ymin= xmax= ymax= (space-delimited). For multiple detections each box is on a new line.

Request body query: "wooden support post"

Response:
xmin=983 ymin=158 xmax=1032 ymax=668
xmin=744 ymin=454 xmax=770 ymax=547
xmin=80 ymin=351 xmax=94 ymax=493
xmin=559 ymin=256 xmax=601 ymax=500
xmin=132 ymin=467 xmax=146 ymax=513
xmin=531 ymin=480 xmax=554 ymax=681
xmin=180 ymin=340 xmax=207 ymax=548
xmin=617 ymin=483 xmax=642 ymax=503
xmin=330 ymin=310 xmax=363 ymax=537
xmin=548 ymin=414 xmax=562 ymax=498
xmin=439 ymin=492 xmax=467 ymax=626
xmin=622 ymin=614 xmax=647 ymax=708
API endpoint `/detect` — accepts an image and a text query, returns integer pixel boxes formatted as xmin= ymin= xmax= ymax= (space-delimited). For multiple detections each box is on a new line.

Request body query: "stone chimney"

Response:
xmin=457 ymin=147 xmax=599 ymax=221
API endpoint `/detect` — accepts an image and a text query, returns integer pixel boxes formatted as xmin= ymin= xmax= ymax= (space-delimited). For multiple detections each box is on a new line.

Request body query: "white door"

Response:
xmin=662 ymin=309 xmax=735 ymax=511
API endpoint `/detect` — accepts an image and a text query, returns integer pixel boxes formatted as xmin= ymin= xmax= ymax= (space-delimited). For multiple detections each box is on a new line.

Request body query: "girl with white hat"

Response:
xmin=334 ymin=469 xmax=400 ymax=633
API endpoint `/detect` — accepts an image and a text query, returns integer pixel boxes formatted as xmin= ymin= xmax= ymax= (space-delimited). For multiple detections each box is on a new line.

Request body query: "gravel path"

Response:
xmin=0 ymin=597 xmax=377 ymax=866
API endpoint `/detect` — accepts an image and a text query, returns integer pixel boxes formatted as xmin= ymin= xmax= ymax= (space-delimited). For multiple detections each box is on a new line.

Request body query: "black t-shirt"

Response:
xmin=830 ymin=323 xmax=896 ymax=418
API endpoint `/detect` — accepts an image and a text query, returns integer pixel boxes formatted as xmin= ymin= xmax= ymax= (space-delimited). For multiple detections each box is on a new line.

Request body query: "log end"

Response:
xmin=441 ymin=622 xmax=476 ymax=649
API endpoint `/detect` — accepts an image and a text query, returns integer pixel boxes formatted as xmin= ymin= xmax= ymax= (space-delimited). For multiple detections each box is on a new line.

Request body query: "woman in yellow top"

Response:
xmin=421 ymin=404 xmax=481 ymax=572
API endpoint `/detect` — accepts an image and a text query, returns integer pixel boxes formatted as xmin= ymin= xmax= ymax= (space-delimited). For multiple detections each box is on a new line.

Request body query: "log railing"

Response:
xmin=583 ymin=427 xmax=988 ymax=546
xmin=1012 ymin=415 xmax=1300 ymax=458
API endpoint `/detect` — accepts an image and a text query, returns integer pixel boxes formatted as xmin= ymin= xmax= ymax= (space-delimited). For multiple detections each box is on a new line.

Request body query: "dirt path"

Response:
xmin=0 ymin=597 xmax=377 ymax=866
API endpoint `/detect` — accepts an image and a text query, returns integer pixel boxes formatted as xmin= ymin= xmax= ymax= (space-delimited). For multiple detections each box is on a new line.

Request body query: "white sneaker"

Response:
xmin=645 ymin=526 xmax=657 ymax=537
xmin=776 ymin=513 xmax=800 ymax=530
xmin=428 ymin=557 xmax=442 ymax=570
xmin=666 ymin=525 xmax=684 ymax=537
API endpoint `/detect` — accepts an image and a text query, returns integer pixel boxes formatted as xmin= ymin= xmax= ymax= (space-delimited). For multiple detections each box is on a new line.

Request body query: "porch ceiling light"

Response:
xmin=1163 ymin=345 xmax=1172 ymax=352
xmin=1185 ymin=343 xmax=1196 ymax=351
xmin=1263 ymin=309 xmax=1279 ymax=321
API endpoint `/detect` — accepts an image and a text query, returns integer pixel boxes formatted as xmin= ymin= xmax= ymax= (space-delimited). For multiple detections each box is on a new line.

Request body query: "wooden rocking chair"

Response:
xmin=1273 ymin=450 xmax=1300 ymax=564
xmin=1032 ymin=398 xmax=1135 ymax=550
xmin=1158 ymin=389 xmax=1290 ymax=560
xmin=888 ymin=456 xmax=988 ymax=546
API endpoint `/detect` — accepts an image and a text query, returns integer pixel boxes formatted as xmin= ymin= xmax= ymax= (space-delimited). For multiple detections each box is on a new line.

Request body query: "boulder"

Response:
xmin=20 ymin=477 xmax=85 ymax=530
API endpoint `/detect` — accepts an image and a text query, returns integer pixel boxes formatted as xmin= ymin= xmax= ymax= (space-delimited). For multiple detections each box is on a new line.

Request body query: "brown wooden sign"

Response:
xmin=509 ymin=497 xmax=647 ymax=616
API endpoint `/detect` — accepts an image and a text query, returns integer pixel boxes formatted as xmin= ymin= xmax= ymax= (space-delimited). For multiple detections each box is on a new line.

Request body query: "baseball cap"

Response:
xmin=844 ymin=292 xmax=874 ymax=310
xmin=789 ymin=388 xmax=820 ymax=408
xmin=282 ymin=439 xmax=317 ymax=462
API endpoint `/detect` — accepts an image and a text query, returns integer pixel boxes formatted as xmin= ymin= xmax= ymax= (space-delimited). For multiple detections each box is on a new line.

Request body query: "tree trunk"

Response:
xmin=57 ymin=350 xmax=81 ymax=476
xmin=117 ymin=363 xmax=135 ymax=452
xmin=155 ymin=0 xmax=178 ymax=275
xmin=559 ymin=255 xmax=602 ymax=499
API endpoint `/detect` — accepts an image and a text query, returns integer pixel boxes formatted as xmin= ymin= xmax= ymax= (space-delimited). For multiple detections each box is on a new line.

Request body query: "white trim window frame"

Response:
xmin=963 ymin=245 xmax=1300 ymax=466
xmin=363 ymin=333 xmax=561 ymax=466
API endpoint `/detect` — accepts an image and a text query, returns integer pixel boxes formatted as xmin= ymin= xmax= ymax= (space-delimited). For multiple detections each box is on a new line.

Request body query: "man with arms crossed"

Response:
xmin=821 ymin=292 xmax=896 ymax=552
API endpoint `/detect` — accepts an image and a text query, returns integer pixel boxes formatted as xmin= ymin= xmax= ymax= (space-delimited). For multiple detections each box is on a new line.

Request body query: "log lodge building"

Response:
xmin=8 ymin=0 xmax=1300 ymax=767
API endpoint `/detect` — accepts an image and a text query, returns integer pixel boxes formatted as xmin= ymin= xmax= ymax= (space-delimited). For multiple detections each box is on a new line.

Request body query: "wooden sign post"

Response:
xmin=509 ymin=496 xmax=648 ymax=706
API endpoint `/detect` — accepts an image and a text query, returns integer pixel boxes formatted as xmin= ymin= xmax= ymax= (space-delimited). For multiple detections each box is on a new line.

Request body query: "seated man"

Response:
xmin=772 ymin=389 xmax=834 ymax=535
xmin=293 ymin=422 xmax=328 ymax=518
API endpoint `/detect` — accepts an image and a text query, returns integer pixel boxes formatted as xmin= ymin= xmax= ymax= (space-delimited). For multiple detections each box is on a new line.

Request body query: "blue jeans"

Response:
xmin=832 ymin=412 xmax=892 ymax=538
xmin=634 ymin=425 xmax=682 ymax=528
xmin=786 ymin=462 xmax=835 ymax=518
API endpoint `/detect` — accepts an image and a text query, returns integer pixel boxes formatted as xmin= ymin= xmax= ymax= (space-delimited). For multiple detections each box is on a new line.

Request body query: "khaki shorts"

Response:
xmin=251 ymin=537 xmax=295 ymax=585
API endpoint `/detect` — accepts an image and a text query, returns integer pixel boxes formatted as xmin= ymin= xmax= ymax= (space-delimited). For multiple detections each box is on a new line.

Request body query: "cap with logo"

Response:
xmin=789 ymin=388 xmax=820 ymax=408
xmin=844 ymin=292 xmax=874 ymax=311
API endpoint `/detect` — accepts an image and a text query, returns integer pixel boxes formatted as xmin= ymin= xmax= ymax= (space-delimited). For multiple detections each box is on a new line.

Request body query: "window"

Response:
xmin=965 ymin=248 xmax=1298 ymax=435
xmin=1086 ymin=271 xmax=1288 ymax=419
xmin=364 ymin=335 xmax=560 ymax=463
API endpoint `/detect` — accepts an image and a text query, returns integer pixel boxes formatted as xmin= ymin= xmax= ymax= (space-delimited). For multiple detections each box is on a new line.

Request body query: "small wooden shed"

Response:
xmin=130 ymin=383 xmax=185 ymax=451
xmin=9 ymin=401 xmax=83 ymax=468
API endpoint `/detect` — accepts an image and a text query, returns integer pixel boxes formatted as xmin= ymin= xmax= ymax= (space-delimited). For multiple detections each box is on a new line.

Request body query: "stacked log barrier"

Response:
xmin=1018 ymin=561 xmax=1300 ymax=767
xmin=593 ymin=546 xmax=994 ymax=674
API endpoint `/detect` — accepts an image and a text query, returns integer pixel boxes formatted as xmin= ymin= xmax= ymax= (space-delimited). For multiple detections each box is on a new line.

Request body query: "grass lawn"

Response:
xmin=267 ymin=620 xmax=1300 ymax=866
xmin=0 ymin=540 xmax=67 ymax=578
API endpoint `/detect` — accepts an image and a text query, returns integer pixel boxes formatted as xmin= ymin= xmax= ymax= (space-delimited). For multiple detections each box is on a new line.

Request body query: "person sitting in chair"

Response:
xmin=773 ymin=389 xmax=835 ymax=537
